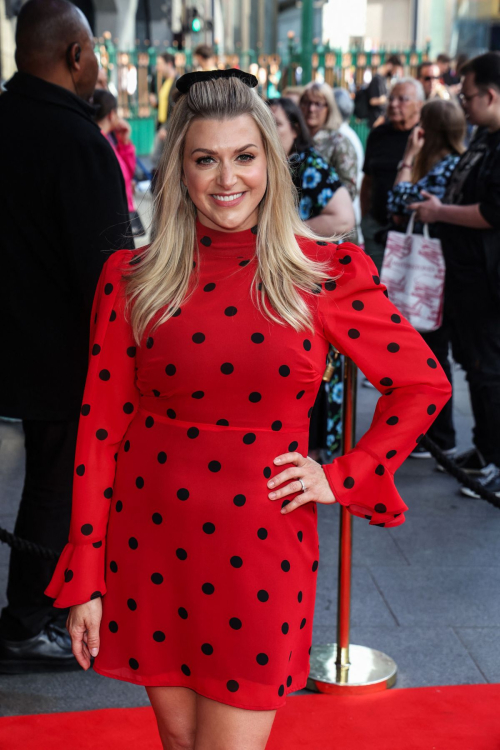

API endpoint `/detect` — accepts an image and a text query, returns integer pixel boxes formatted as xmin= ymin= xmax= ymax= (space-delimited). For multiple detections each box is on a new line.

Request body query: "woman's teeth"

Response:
xmin=212 ymin=193 xmax=243 ymax=202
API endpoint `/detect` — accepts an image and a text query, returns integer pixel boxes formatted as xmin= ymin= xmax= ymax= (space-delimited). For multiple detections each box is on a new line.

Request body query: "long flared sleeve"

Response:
xmin=316 ymin=241 xmax=452 ymax=527
xmin=45 ymin=250 xmax=139 ymax=607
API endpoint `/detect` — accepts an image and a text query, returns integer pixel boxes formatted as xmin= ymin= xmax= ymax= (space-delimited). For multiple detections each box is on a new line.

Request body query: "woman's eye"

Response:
xmin=196 ymin=156 xmax=215 ymax=165
xmin=237 ymin=153 xmax=255 ymax=162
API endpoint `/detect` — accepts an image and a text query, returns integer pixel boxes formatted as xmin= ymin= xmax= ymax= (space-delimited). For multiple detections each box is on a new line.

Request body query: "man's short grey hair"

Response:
xmin=333 ymin=88 xmax=354 ymax=122
xmin=392 ymin=77 xmax=425 ymax=101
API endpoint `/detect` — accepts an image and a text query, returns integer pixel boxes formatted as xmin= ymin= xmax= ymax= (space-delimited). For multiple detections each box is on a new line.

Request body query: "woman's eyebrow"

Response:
xmin=191 ymin=143 xmax=259 ymax=156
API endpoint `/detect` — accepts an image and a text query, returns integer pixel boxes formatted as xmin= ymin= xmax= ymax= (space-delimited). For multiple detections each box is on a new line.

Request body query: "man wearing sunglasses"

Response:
xmin=417 ymin=61 xmax=451 ymax=101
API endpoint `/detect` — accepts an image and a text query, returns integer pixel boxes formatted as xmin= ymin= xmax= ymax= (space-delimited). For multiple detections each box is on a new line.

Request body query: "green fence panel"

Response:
xmin=129 ymin=117 xmax=156 ymax=156
xmin=350 ymin=117 xmax=370 ymax=150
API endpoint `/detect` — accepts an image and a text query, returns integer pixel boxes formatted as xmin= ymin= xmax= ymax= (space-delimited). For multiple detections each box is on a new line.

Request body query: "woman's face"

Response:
xmin=182 ymin=114 xmax=267 ymax=232
xmin=300 ymin=91 xmax=328 ymax=134
xmin=270 ymin=104 xmax=297 ymax=156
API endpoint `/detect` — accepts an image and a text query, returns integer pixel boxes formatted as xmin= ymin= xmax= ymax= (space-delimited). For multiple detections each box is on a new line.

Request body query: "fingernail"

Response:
xmin=268 ymin=481 xmax=275 ymax=487
xmin=90 ymin=648 xmax=98 ymax=657
xmin=269 ymin=492 xmax=276 ymax=499
xmin=274 ymin=458 xmax=281 ymax=463
xmin=280 ymin=509 xmax=286 ymax=514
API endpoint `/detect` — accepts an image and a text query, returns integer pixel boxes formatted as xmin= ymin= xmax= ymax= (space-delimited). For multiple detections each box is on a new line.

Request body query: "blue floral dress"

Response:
xmin=290 ymin=147 xmax=344 ymax=459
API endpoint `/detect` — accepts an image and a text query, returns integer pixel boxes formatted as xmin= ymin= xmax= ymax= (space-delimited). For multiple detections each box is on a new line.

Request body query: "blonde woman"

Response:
xmin=300 ymin=81 xmax=358 ymax=201
xmin=45 ymin=69 xmax=450 ymax=750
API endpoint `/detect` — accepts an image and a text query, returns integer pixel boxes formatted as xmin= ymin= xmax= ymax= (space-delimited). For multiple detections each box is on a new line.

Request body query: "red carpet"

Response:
xmin=1 ymin=684 xmax=498 ymax=750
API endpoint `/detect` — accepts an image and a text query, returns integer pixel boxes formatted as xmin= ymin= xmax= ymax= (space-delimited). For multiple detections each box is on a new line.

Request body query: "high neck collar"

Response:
xmin=195 ymin=218 xmax=257 ymax=256
xmin=5 ymin=72 xmax=97 ymax=121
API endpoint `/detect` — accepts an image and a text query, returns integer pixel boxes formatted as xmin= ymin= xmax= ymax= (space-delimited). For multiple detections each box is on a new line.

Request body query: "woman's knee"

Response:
xmin=146 ymin=686 xmax=197 ymax=750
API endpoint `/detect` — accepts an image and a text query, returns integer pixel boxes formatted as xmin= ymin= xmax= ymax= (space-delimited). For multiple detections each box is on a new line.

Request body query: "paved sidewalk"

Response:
xmin=1 ymin=356 xmax=499 ymax=717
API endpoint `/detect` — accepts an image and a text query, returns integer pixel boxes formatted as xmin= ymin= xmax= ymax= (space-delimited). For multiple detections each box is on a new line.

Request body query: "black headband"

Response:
xmin=176 ymin=68 xmax=258 ymax=94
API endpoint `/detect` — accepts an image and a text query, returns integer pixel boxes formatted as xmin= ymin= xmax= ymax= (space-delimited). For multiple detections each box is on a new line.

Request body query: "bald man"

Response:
xmin=0 ymin=0 xmax=134 ymax=673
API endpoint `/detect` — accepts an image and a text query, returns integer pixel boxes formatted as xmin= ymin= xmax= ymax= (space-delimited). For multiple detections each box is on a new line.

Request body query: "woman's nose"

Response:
xmin=217 ymin=162 xmax=238 ymax=189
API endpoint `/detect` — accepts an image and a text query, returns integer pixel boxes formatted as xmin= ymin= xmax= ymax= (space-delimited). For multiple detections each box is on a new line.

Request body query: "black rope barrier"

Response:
xmin=0 ymin=437 xmax=499 ymax=559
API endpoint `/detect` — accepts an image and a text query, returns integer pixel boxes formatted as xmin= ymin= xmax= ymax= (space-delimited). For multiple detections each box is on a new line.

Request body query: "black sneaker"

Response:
xmin=410 ymin=444 xmax=456 ymax=460
xmin=461 ymin=466 xmax=500 ymax=498
xmin=0 ymin=622 xmax=80 ymax=674
xmin=436 ymin=447 xmax=492 ymax=475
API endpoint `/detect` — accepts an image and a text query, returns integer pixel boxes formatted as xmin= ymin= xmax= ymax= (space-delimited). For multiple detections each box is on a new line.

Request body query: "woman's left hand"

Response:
xmin=268 ymin=451 xmax=337 ymax=514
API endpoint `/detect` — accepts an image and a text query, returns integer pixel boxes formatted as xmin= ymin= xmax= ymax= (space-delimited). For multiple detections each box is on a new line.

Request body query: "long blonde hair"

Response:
xmin=300 ymin=82 xmax=342 ymax=131
xmin=124 ymin=76 xmax=340 ymax=344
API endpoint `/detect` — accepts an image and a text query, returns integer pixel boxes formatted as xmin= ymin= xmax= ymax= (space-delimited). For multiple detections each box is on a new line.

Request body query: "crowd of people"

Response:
xmin=0 ymin=0 xmax=499 ymax=708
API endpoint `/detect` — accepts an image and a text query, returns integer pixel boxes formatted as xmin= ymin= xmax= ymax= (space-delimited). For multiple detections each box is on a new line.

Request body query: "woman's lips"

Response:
xmin=210 ymin=192 xmax=247 ymax=208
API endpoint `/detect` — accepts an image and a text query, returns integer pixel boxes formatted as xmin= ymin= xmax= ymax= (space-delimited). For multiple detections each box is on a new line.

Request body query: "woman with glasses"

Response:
xmin=299 ymin=82 xmax=358 ymax=203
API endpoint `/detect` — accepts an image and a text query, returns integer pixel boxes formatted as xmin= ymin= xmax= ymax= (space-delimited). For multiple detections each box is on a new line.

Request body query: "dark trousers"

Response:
xmin=421 ymin=323 xmax=456 ymax=451
xmin=0 ymin=419 xmax=78 ymax=640
xmin=446 ymin=288 xmax=500 ymax=467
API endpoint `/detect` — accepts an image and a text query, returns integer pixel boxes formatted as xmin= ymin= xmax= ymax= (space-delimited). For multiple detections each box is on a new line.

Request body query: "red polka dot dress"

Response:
xmin=45 ymin=219 xmax=451 ymax=710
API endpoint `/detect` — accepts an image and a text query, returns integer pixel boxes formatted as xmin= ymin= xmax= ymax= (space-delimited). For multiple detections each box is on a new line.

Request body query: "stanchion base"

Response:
xmin=306 ymin=643 xmax=397 ymax=695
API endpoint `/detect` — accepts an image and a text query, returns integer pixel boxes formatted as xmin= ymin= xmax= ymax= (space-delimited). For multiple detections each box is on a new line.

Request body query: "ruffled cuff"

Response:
xmin=322 ymin=448 xmax=408 ymax=528
xmin=44 ymin=540 xmax=107 ymax=608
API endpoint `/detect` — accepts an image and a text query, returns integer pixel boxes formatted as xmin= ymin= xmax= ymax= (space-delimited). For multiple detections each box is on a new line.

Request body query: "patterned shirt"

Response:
xmin=290 ymin=147 xmax=343 ymax=221
xmin=387 ymin=153 xmax=460 ymax=217
xmin=312 ymin=128 xmax=358 ymax=201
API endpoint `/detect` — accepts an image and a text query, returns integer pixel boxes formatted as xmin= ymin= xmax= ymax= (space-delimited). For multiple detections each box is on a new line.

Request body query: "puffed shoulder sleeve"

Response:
xmin=317 ymin=241 xmax=452 ymax=527
xmin=45 ymin=250 xmax=139 ymax=607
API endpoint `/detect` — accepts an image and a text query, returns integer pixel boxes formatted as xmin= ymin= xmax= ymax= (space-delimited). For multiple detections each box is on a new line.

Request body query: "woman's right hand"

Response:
xmin=405 ymin=126 xmax=425 ymax=160
xmin=66 ymin=597 xmax=103 ymax=670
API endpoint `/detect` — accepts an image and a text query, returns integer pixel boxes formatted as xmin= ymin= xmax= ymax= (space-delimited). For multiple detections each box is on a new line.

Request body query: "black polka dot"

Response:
xmin=427 ymin=404 xmax=437 ymax=415
xmin=224 ymin=306 xmax=237 ymax=317
xmin=243 ymin=433 xmax=256 ymax=444
xmin=192 ymin=332 xmax=205 ymax=344
xmin=115 ymin=500 xmax=123 ymax=512
xmin=204 ymin=283 xmax=216 ymax=292
xmin=278 ymin=685 xmax=285 ymax=696
xmin=308 ymin=407 xmax=313 ymax=418
xmin=90 ymin=591 xmax=102 ymax=600
xmin=257 ymin=528 xmax=268 ymax=540
xmin=136 ymin=476 xmax=144 ymax=489
xmin=230 ymin=556 xmax=243 ymax=568
xmin=93 ymin=541 xmax=102 ymax=548
xmin=386 ymin=450 xmax=397 ymax=458
xmin=220 ymin=363 xmax=234 ymax=375
xmin=187 ymin=427 xmax=199 ymax=439
xmin=229 ymin=617 xmax=242 ymax=630
xmin=271 ymin=420 xmax=282 ymax=431
xmin=298 ymin=591 xmax=303 ymax=602
xmin=281 ymin=622 xmax=289 ymax=634
xmin=391 ymin=314 xmax=401 ymax=324
xmin=165 ymin=364 xmax=176 ymax=376
xmin=375 ymin=503 xmax=387 ymax=513
xmin=257 ymin=590 xmax=269 ymax=602
xmin=129 ymin=658 xmax=139 ymax=670
xmin=216 ymin=418 xmax=229 ymax=426
xmin=296 ymin=390 xmax=305 ymax=399
xmin=181 ymin=664 xmax=191 ymax=676
xmin=239 ymin=259 xmax=250 ymax=267
xmin=303 ymin=339 xmax=312 ymax=351
xmin=279 ymin=365 xmax=290 ymax=377
xmin=81 ymin=524 xmax=93 ymax=536
xmin=152 ymin=513 xmax=163 ymax=525
xmin=256 ymin=653 xmax=269 ymax=665
xmin=64 ymin=569 xmax=73 ymax=582
xmin=176 ymin=548 xmax=187 ymax=561
xmin=348 ymin=329 xmax=360 ymax=339
xmin=153 ymin=631 xmax=165 ymax=642
xmin=177 ymin=488 xmax=189 ymax=500
xmin=109 ymin=621 xmax=118 ymax=633
xmin=251 ymin=225 xmax=258 ymax=234
xmin=92 ymin=344 xmax=101 ymax=356
xmin=427 ymin=358 xmax=437 ymax=369
xmin=208 ymin=460 xmax=221 ymax=472
xmin=201 ymin=236 xmax=211 ymax=246
xmin=226 ymin=680 xmax=239 ymax=692
xmin=126 ymin=346 xmax=136 ymax=358
xmin=151 ymin=572 xmax=163 ymax=584
xmin=352 ymin=300 xmax=364 ymax=311
xmin=263 ymin=467 xmax=272 ymax=478
xmin=287 ymin=675 xmax=292 ymax=687
xmin=251 ymin=333 xmax=264 ymax=343
xmin=339 ymin=254 xmax=351 ymax=265
xmin=375 ymin=464 xmax=385 ymax=475
xmin=127 ymin=598 xmax=137 ymax=610
xmin=288 ymin=441 xmax=298 ymax=452
xmin=203 ymin=522 xmax=215 ymax=534
xmin=128 ymin=537 xmax=138 ymax=550
xmin=300 ymin=618 xmax=307 ymax=629
xmin=202 ymin=582 xmax=215 ymax=595
xmin=281 ymin=560 xmax=290 ymax=572
xmin=249 ymin=392 xmax=261 ymax=403
xmin=109 ymin=560 xmax=118 ymax=573
xmin=124 ymin=441 xmax=130 ymax=452
xmin=178 ymin=607 xmax=188 ymax=619
xmin=233 ymin=494 xmax=246 ymax=507
xmin=157 ymin=451 xmax=167 ymax=463
xmin=325 ymin=280 xmax=336 ymax=291
xmin=109 ymin=310 xmax=117 ymax=322
xmin=123 ymin=402 xmax=134 ymax=414
xmin=167 ymin=409 xmax=176 ymax=419
xmin=192 ymin=390 xmax=204 ymax=399
xmin=373 ymin=275 xmax=380 ymax=285
xmin=312 ymin=560 xmax=319 ymax=572
xmin=95 ymin=428 xmax=108 ymax=441
xmin=297 ymin=531 xmax=303 ymax=542
xmin=103 ymin=487 xmax=113 ymax=499
xmin=104 ymin=283 xmax=113 ymax=295
xmin=343 ymin=477 xmax=355 ymax=489
xmin=145 ymin=416 xmax=154 ymax=428
xmin=386 ymin=416 xmax=399 ymax=426
xmin=201 ymin=643 xmax=213 ymax=655
xmin=380 ymin=377 xmax=393 ymax=387
xmin=99 ymin=369 xmax=110 ymax=381
xmin=172 ymin=308 xmax=181 ymax=317
xmin=387 ymin=343 xmax=400 ymax=353
xmin=81 ymin=404 xmax=90 ymax=416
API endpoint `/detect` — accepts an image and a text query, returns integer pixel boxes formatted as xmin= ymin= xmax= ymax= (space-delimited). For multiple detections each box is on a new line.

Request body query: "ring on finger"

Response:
xmin=298 ymin=478 xmax=307 ymax=493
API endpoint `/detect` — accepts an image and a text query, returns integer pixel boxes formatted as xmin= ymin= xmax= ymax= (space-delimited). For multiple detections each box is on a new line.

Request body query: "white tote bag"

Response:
xmin=381 ymin=213 xmax=446 ymax=332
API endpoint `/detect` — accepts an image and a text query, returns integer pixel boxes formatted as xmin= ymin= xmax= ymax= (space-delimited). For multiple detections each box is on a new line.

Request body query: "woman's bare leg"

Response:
xmin=194 ymin=693 xmax=277 ymax=750
xmin=146 ymin=686 xmax=198 ymax=750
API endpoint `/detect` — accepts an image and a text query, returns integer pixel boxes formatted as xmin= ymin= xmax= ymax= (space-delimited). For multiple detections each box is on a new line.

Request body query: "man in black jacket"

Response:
xmin=0 ymin=0 xmax=134 ymax=672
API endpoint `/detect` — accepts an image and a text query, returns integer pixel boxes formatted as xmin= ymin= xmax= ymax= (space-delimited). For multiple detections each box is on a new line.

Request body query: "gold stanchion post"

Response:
xmin=307 ymin=357 xmax=398 ymax=695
